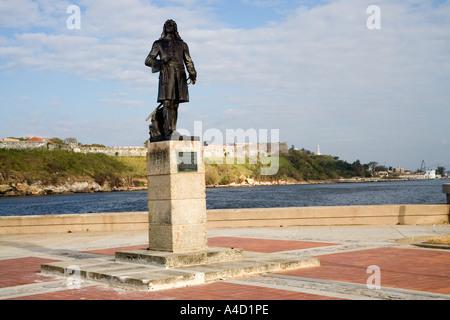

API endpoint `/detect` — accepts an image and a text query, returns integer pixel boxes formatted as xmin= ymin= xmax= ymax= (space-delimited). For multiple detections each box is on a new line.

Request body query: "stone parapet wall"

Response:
xmin=207 ymin=204 xmax=450 ymax=228
xmin=443 ymin=184 xmax=450 ymax=204
xmin=1 ymin=204 xmax=448 ymax=235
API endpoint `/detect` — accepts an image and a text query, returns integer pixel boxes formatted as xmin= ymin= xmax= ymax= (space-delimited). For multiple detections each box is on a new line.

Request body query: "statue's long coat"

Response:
xmin=145 ymin=38 xmax=196 ymax=103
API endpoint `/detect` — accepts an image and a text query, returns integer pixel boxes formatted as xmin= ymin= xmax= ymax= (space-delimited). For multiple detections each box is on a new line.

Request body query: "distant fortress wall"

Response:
xmin=0 ymin=141 xmax=48 ymax=150
xmin=204 ymin=142 xmax=288 ymax=159
xmin=0 ymin=140 xmax=147 ymax=157
xmin=70 ymin=146 xmax=147 ymax=157
xmin=1 ymin=140 xmax=288 ymax=158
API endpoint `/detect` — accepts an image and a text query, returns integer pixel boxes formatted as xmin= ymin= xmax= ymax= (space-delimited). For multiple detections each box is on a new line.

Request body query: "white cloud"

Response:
xmin=0 ymin=0 xmax=75 ymax=30
xmin=0 ymin=0 xmax=42 ymax=28
xmin=99 ymin=98 xmax=144 ymax=109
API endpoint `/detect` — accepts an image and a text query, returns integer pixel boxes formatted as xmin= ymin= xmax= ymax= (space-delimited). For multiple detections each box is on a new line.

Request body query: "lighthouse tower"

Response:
xmin=317 ymin=145 xmax=321 ymax=155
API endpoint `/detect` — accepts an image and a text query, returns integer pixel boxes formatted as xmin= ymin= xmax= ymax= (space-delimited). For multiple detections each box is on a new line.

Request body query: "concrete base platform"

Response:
xmin=115 ymin=246 xmax=243 ymax=268
xmin=41 ymin=249 xmax=320 ymax=291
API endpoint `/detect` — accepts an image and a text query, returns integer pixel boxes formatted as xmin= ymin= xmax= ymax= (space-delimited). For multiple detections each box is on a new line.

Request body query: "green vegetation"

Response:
xmin=276 ymin=151 xmax=371 ymax=181
xmin=0 ymin=148 xmax=370 ymax=188
xmin=206 ymin=162 xmax=258 ymax=185
xmin=0 ymin=149 xmax=146 ymax=187
xmin=205 ymin=150 xmax=371 ymax=185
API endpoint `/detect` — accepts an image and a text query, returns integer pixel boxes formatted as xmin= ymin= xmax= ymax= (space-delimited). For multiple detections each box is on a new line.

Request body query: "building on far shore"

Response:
xmin=26 ymin=137 xmax=53 ymax=143
xmin=399 ymin=169 xmax=439 ymax=180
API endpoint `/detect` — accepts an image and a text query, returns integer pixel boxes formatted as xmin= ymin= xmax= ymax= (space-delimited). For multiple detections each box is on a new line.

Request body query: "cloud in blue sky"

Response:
xmin=0 ymin=0 xmax=449 ymax=171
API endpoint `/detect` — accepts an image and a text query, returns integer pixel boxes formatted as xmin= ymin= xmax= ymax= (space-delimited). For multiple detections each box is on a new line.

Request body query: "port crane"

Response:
xmin=419 ymin=160 xmax=426 ymax=172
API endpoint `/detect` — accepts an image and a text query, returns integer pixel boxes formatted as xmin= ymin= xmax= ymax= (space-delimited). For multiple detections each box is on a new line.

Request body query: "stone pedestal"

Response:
xmin=147 ymin=138 xmax=207 ymax=252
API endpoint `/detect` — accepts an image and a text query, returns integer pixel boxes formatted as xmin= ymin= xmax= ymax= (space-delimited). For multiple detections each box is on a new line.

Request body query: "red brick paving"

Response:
xmin=10 ymin=281 xmax=342 ymax=300
xmin=0 ymin=238 xmax=342 ymax=300
xmin=281 ymin=247 xmax=450 ymax=294
xmin=207 ymin=237 xmax=338 ymax=253
xmin=2 ymin=237 xmax=449 ymax=300
xmin=0 ymin=257 xmax=59 ymax=288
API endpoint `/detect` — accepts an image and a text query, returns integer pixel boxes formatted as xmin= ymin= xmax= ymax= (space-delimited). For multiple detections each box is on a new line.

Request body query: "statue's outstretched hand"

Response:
xmin=189 ymin=73 xmax=196 ymax=85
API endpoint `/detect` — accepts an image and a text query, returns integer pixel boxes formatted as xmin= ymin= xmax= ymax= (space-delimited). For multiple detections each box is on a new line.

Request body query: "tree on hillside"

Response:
xmin=64 ymin=137 xmax=78 ymax=145
xmin=351 ymin=160 xmax=371 ymax=177
xmin=50 ymin=137 xmax=64 ymax=144
xmin=367 ymin=161 xmax=378 ymax=173
xmin=375 ymin=165 xmax=388 ymax=171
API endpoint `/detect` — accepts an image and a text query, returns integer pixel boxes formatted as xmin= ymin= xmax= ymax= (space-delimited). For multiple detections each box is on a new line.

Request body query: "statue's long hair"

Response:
xmin=160 ymin=19 xmax=182 ymax=40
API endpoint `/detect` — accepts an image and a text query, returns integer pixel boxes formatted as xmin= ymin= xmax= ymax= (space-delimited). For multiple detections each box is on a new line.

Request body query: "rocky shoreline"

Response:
xmin=0 ymin=178 xmax=307 ymax=197
xmin=0 ymin=176 xmax=427 ymax=197
xmin=205 ymin=176 xmax=409 ymax=188
xmin=0 ymin=179 xmax=147 ymax=197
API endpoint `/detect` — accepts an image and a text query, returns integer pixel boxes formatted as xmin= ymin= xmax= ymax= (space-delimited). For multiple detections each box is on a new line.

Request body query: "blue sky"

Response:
xmin=1 ymin=0 xmax=449 ymax=172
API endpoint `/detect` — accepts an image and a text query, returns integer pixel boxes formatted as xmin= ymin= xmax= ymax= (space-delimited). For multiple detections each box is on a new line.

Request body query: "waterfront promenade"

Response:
xmin=0 ymin=223 xmax=449 ymax=300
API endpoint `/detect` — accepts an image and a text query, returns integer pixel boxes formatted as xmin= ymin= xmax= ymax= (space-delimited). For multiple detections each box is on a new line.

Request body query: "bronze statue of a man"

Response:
xmin=145 ymin=19 xmax=197 ymax=141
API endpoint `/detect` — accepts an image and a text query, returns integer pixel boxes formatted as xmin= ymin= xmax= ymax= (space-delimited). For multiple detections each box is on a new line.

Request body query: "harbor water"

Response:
xmin=0 ymin=179 xmax=448 ymax=216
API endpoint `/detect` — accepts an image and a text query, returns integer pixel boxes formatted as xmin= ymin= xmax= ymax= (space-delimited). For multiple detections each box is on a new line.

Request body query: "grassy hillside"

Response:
xmin=0 ymin=149 xmax=146 ymax=187
xmin=205 ymin=150 xmax=371 ymax=185
xmin=0 ymin=149 xmax=370 ymax=188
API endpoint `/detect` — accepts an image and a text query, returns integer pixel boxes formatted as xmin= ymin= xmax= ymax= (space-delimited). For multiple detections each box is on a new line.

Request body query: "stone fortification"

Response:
xmin=0 ymin=140 xmax=147 ymax=157
xmin=1 ymin=140 xmax=287 ymax=158
xmin=71 ymin=146 xmax=147 ymax=157
xmin=203 ymin=142 xmax=288 ymax=159
xmin=0 ymin=140 xmax=48 ymax=150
